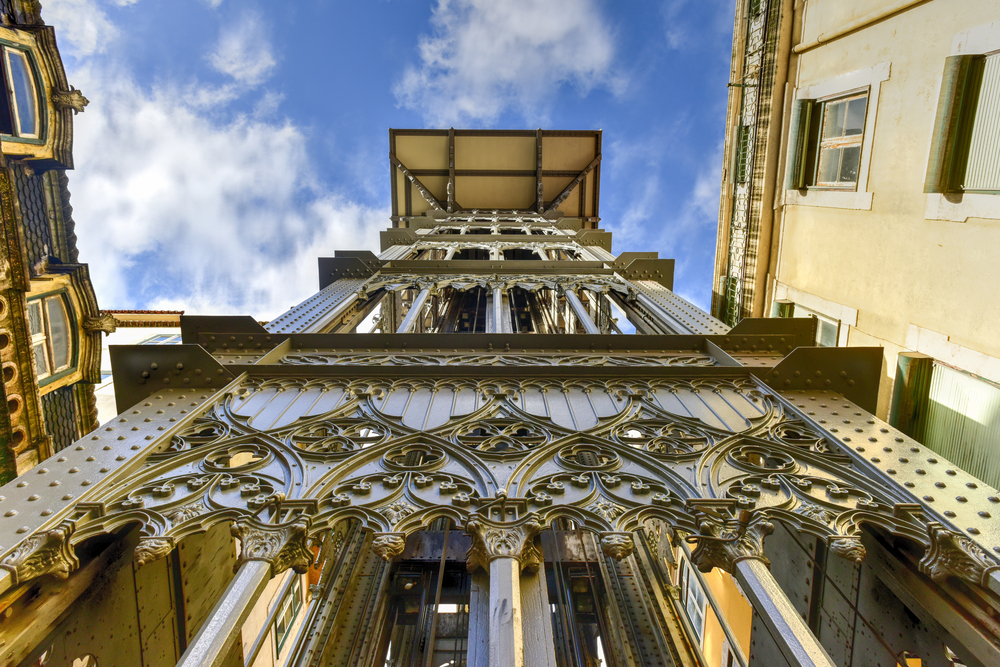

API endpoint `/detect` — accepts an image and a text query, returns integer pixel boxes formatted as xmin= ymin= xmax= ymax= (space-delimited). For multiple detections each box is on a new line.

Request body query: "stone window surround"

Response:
xmin=773 ymin=281 xmax=856 ymax=348
xmin=784 ymin=62 xmax=891 ymax=211
xmin=925 ymin=20 xmax=1000 ymax=223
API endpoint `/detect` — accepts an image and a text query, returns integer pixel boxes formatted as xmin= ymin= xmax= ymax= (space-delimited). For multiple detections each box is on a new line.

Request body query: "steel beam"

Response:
xmin=490 ymin=557 xmax=524 ymax=667
xmin=734 ymin=558 xmax=837 ymax=667
xmin=564 ymin=288 xmax=601 ymax=334
xmin=397 ymin=287 xmax=431 ymax=333
xmin=175 ymin=560 xmax=271 ymax=667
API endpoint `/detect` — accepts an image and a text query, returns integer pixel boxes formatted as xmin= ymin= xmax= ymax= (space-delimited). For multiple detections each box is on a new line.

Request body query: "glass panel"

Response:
xmin=32 ymin=342 xmax=48 ymax=377
xmin=45 ymin=297 xmax=71 ymax=370
xmin=823 ymin=99 xmax=846 ymax=139
xmin=27 ymin=301 xmax=43 ymax=337
xmin=845 ymin=96 xmax=867 ymax=136
xmin=817 ymin=147 xmax=842 ymax=184
xmin=818 ymin=319 xmax=839 ymax=347
xmin=6 ymin=50 xmax=37 ymax=137
xmin=839 ymin=146 xmax=861 ymax=183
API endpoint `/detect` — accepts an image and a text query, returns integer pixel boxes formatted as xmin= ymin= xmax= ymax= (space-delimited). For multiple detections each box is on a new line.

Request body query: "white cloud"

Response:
xmin=208 ymin=12 xmax=276 ymax=86
xmin=41 ymin=2 xmax=385 ymax=319
xmin=67 ymin=63 xmax=384 ymax=318
xmin=43 ymin=0 xmax=120 ymax=57
xmin=395 ymin=0 xmax=623 ymax=126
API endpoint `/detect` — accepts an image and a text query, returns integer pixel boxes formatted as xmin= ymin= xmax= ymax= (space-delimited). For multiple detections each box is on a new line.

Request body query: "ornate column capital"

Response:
xmin=231 ymin=516 xmax=312 ymax=576
xmin=918 ymin=523 xmax=1000 ymax=588
xmin=0 ymin=522 xmax=79 ymax=586
xmin=688 ymin=508 xmax=773 ymax=574
xmin=465 ymin=514 xmax=543 ymax=573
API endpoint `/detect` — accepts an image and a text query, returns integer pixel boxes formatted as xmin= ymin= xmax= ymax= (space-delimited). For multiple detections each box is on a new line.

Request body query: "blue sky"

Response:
xmin=46 ymin=0 xmax=735 ymax=319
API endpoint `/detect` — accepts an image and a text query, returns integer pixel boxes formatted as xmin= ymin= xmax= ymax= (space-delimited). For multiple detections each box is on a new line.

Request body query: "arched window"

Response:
xmin=0 ymin=45 xmax=40 ymax=139
xmin=28 ymin=294 xmax=74 ymax=381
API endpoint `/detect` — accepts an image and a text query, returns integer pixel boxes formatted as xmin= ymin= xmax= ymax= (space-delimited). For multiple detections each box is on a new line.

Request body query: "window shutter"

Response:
xmin=784 ymin=99 xmax=813 ymax=189
xmin=924 ymin=54 xmax=985 ymax=193
xmin=964 ymin=54 xmax=1000 ymax=192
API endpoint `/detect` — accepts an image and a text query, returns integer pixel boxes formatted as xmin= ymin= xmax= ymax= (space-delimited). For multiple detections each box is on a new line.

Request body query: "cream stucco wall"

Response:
xmin=773 ymin=0 xmax=1000 ymax=417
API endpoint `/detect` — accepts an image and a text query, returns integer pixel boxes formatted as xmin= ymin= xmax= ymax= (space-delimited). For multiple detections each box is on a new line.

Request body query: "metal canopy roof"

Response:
xmin=389 ymin=129 xmax=601 ymax=225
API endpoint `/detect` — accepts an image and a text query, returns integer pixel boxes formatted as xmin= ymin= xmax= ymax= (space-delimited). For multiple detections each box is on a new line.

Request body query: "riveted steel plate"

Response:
xmin=110 ymin=345 xmax=238 ymax=414
xmin=618 ymin=258 xmax=675 ymax=290
xmin=180 ymin=315 xmax=270 ymax=343
xmin=781 ymin=389 xmax=1000 ymax=561
xmin=758 ymin=346 xmax=883 ymax=414
xmin=318 ymin=252 xmax=383 ymax=290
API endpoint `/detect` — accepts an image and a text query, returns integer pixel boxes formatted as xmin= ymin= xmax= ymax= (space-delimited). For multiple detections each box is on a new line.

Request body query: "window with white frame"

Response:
xmin=773 ymin=299 xmax=840 ymax=347
xmin=786 ymin=90 xmax=869 ymax=189
xmin=0 ymin=45 xmax=39 ymax=139
xmin=28 ymin=294 xmax=73 ymax=381
xmin=815 ymin=93 xmax=868 ymax=187
xmin=678 ymin=557 xmax=707 ymax=644
xmin=925 ymin=51 xmax=1000 ymax=194
xmin=140 ymin=333 xmax=182 ymax=345
xmin=273 ymin=575 xmax=303 ymax=656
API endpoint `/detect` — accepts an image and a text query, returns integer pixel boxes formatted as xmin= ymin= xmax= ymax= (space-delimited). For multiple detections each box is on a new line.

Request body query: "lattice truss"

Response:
xmin=4 ymin=371 xmax=996 ymax=593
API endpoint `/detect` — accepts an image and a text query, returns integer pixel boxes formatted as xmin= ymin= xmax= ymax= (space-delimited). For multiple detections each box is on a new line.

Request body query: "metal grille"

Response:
xmin=723 ymin=0 xmax=779 ymax=326
xmin=11 ymin=164 xmax=53 ymax=272
xmin=41 ymin=386 xmax=78 ymax=452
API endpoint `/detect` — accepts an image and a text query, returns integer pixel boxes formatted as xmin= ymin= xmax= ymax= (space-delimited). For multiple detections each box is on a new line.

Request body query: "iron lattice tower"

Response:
xmin=0 ymin=130 xmax=998 ymax=667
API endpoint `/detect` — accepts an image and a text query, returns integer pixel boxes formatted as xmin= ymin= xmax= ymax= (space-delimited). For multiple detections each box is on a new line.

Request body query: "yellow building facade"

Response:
xmin=713 ymin=0 xmax=1000 ymax=492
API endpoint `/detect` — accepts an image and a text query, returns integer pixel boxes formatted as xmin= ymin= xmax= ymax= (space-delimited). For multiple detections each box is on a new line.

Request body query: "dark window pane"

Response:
xmin=845 ymin=97 xmax=867 ymax=136
xmin=840 ymin=146 xmax=861 ymax=183
xmin=6 ymin=50 xmax=37 ymax=137
xmin=46 ymin=297 xmax=71 ymax=370
xmin=823 ymin=100 xmax=846 ymax=139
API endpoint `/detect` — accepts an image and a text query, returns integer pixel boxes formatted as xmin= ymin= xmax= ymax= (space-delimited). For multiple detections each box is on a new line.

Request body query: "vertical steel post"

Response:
xmin=564 ymin=289 xmax=601 ymax=335
xmin=489 ymin=557 xmax=524 ymax=667
xmin=733 ymin=559 xmax=838 ymax=667
xmin=175 ymin=560 xmax=272 ymax=667
xmin=424 ymin=522 xmax=451 ymax=667
xmin=492 ymin=286 xmax=508 ymax=333
xmin=397 ymin=287 xmax=431 ymax=333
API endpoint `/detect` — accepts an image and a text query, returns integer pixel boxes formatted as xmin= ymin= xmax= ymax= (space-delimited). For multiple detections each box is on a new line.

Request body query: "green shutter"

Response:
xmin=784 ymin=99 xmax=813 ymax=190
xmin=924 ymin=54 xmax=985 ymax=193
